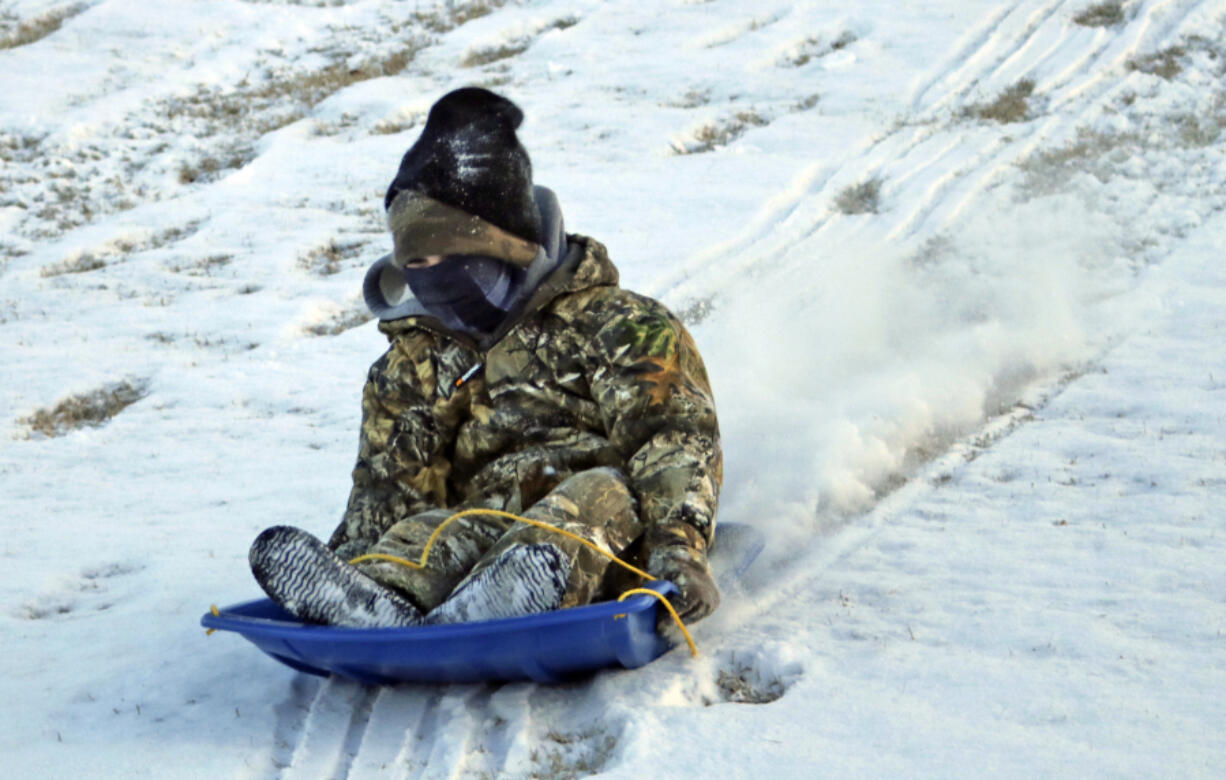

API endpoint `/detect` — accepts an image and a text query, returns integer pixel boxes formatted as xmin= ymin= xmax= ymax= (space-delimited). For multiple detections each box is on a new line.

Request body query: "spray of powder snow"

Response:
xmin=690 ymin=188 xmax=1130 ymax=562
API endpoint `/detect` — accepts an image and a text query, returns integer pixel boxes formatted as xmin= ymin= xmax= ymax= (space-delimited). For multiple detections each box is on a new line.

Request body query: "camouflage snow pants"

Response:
xmin=350 ymin=467 xmax=644 ymax=612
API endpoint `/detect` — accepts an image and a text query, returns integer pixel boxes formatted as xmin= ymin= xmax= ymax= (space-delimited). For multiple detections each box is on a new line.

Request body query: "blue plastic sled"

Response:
xmin=201 ymin=522 xmax=764 ymax=685
xmin=202 ymin=580 xmax=678 ymax=685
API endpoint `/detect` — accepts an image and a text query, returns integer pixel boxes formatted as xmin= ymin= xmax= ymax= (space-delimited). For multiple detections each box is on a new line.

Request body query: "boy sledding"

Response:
xmin=248 ymin=87 xmax=722 ymax=638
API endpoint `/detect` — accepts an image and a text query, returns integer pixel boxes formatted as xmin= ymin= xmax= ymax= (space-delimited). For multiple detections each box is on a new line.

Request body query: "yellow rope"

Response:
xmin=618 ymin=588 xmax=698 ymax=657
xmin=350 ymin=507 xmax=698 ymax=656
xmin=349 ymin=508 xmax=656 ymax=582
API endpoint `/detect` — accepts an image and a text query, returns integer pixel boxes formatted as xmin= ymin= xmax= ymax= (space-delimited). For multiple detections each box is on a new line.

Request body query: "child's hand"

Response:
xmin=651 ymin=556 xmax=720 ymax=627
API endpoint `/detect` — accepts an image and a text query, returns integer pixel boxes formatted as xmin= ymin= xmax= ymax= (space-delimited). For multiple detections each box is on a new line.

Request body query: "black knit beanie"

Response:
xmin=384 ymin=87 xmax=541 ymax=245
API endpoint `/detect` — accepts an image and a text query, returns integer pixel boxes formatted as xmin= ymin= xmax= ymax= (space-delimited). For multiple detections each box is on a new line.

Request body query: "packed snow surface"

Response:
xmin=2 ymin=0 xmax=1224 ymax=777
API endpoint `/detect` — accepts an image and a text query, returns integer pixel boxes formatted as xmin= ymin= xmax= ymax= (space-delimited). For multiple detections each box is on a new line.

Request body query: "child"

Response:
xmin=250 ymin=88 xmax=722 ymax=629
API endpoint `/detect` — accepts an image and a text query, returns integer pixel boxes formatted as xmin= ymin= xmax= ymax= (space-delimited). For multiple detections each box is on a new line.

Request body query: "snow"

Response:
xmin=2 ymin=0 xmax=1224 ymax=776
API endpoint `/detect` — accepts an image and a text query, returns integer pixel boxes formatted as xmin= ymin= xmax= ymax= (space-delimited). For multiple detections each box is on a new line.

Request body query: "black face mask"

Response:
xmin=406 ymin=255 xmax=526 ymax=334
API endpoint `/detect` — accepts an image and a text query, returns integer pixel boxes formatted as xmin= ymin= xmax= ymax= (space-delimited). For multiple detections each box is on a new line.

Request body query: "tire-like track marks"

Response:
xmin=654 ymin=0 xmax=1205 ymax=308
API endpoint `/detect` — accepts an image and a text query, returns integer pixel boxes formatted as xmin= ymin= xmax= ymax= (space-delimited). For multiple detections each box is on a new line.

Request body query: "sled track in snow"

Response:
xmin=723 ymin=364 xmax=1089 ymax=638
xmin=258 ymin=676 xmax=630 ymax=779
xmin=688 ymin=0 xmax=1214 ymax=630
xmin=649 ymin=0 xmax=1208 ymax=308
xmin=253 ymin=1 xmax=1217 ymax=776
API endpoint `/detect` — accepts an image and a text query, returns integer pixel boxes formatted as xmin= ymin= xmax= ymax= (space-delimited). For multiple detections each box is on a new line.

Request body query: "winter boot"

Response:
xmin=425 ymin=543 xmax=571 ymax=625
xmin=249 ymin=525 xmax=423 ymax=628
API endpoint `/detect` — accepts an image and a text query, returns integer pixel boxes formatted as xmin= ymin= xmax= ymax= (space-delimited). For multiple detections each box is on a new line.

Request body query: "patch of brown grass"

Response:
xmin=406 ymin=0 xmax=507 ymax=33
xmin=3 ymin=132 xmax=145 ymax=238
xmin=460 ymin=37 xmax=532 ymax=68
xmin=794 ymin=93 xmax=821 ymax=111
xmin=781 ymin=30 xmax=857 ymax=67
xmin=167 ymin=254 xmax=233 ymax=276
xmin=966 ymin=79 xmax=1036 ymax=124
xmin=167 ymin=41 xmax=425 ymax=182
xmin=167 ymin=41 xmax=423 ymax=155
xmin=1073 ymin=2 xmax=1125 ymax=27
xmin=371 ymin=111 xmax=423 ymax=135
xmin=1174 ymin=113 xmax=1222 ymax=147
xmin=663 ymin=89 xmax=712 ymax=109
xmin=834 ymin=177 xmax=882 ymax=215
xmin=716 ymin=668 xmax=786 ymax=704
xmin=0 ymin=3 xmax=87 ymax=50
xmin=20 ymin=380 xmax=149 ymax=438
xmin=1015 ymin=127 xmax=1148 ymax=197
xmin=298 ymin=239 xmax=367 ymax=276
xmin=0 ymin=132 xmax=43 ymax=163
xmin=1126 ymin=45 xmax=1185 ymax=79
xmin=303 ymin=304 xmax=373 ymax=336
xmin=459 ymin=16 xmax=578 ymax=67
xmin=40 ymin=251 xmax=106 ymax=277
xmin=672 ymin=110 xmax=770 ymax=154
xmin=40 ymin=223 xmax=203 ymax=277
xmin=178 ymin=150 xmax=258 ymax=185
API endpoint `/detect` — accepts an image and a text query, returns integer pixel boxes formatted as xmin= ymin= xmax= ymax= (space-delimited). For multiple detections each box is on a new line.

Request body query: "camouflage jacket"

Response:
xmin=329 ymin=235 xmax=722 ymax=571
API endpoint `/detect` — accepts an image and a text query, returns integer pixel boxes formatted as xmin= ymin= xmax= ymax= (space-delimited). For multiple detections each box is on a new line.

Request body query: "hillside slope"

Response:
xmin=2 ymin=0 xmax=1224 ymax=776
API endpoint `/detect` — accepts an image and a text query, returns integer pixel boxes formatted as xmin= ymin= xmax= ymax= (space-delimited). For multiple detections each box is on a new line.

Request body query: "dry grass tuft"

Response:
xmin=304 ymin=304 xmax=374 ymax=336
xmin=40 ymin=223 xmax=204 ymax=277
xmin=1174 ymin=114 xmax=1222 ymax=147
xmin=312 ymin=112 xmax=362 ymax=137
xmin=178 ymin=150 xmax=258 ymax=185
xmin=780 ymin=30 xmax=857 ymax=67
xmin=716 ymin=668 xmax=785 ymax=704
xmin=168 ymin=41 xmax=424 ymax=182
xmin=663 ymin=89 xmax=712 ymax=109
xmin=460 ymin=37 xmax=532 ymax=67
xmin=794 ymin=93 xmax=821 ymax=111
xmin=1016 ymin=127 xmax=1144 ymax=196
xmin=40 ymin=251 xmax=106 ymax=277
xmin=459 ymin=15 xmax=578 ymax=67
xmin=1023 ymin=131 xmax=1119 ymax=170
xmin=167 ymin=254 xmax=233 ymax=276
xmin=1073 ymin=2 xmax=1125 ymax=27
xmin=0 ymin=3 xmax=87 ymax=49
xmin=1126 ymin=45 xmax=1186 ymax=79
xmin=1124 ymin=34 xmax=1223 ymax=81
xmin=298 ymin=239 xmax=367 ymax=276
xmin=20 ymin=380 xmax=149 ymax=437
xmin=0 ymin=132 xmax=43 ymax=163
xmin=447 ymin=0 xmax=499 ymax=28
xmin=3 ymin=130 xmax=140 ymax=238
xmin=407 ymin=0 xmax=508 ymax=33
xmin=371 ymin=112 xmax=423 ymax=135
xmin=834 ymin=177 xmax=882 ymax=215
xmin=672 ymin=110 xmax=770 ymax=154
xmin=966 ymin=79 xmax=1036 ymax=124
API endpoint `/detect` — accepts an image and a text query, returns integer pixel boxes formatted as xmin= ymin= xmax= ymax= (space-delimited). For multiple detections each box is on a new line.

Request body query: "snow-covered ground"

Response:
xmin=2 ymin=0 xmax=1224 ymax=776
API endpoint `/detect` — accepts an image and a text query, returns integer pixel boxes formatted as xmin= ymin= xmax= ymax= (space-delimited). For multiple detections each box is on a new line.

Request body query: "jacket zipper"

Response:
xmin=455 ymin=362 xmax=484 ymax=389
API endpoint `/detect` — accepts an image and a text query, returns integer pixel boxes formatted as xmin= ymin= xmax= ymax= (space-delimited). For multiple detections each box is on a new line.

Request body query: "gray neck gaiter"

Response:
xmin=405 ymin=255 xmax=524 ymax=335
xmin=362 ymin=185 xmax=569 ymax=338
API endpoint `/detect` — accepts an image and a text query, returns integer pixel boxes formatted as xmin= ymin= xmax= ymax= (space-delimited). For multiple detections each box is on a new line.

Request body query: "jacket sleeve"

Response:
xmin=586 ymin=292 xmax=723 ymax=570
xmin=327 ymin=327 xmax=465 ymax=558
